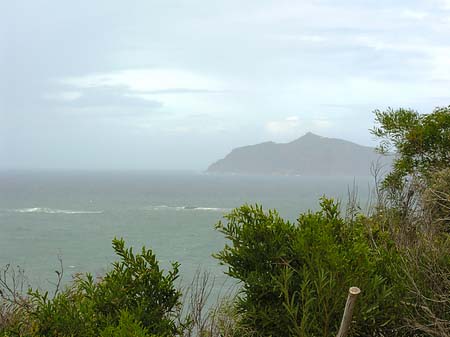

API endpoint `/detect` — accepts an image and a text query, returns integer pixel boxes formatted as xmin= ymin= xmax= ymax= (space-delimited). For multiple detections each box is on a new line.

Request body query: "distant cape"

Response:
xmin=206 ymin=132 xmax=392 ymax=176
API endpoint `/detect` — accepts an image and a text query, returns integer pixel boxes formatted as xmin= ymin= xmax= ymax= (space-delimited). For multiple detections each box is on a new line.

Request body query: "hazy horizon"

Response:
xmin=0 ymin=131 xmax=379 ymax=172
xmin=2 ymin=0 xmax=450 ymax=170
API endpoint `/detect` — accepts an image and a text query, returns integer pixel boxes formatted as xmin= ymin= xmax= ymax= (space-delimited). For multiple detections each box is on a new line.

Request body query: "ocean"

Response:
xmin=0 ymin=171 xmax=373 ymax=294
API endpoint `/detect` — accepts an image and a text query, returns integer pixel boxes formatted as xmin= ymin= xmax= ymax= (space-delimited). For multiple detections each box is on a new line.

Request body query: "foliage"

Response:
xmin=370 ymin=105 xmax=450 ymax=336
xmin=0 ymin=264 xmax=32 ymax=336
xmin=214 ymin=198 xmax=404 ymax=337
xmin=423 ymin=168 xmax=450 ymax=232
xmin=400 ymin=237 xmax=450 ymax=337
xmin=371 ymin=105 xmax=450 ymax=190
xmin=22 ymin=238 xmax=184 ymax=337
xmin=99 ymin=311 xmax=152 ymax=337
xmin=1 ymin=105 xmax=449 ymax=336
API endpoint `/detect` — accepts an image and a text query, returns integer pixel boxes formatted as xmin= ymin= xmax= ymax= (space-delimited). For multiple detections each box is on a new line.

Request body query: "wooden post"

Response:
xmin=336 ymin=287 xmax=361 ymax=337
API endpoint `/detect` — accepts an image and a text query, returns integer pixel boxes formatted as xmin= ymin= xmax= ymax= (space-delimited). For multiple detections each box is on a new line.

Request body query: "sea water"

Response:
xmin=0 ymin=170 xmax=373 ymax=294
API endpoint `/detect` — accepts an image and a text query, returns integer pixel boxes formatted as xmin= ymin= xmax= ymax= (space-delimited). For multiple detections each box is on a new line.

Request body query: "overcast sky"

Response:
xmin=1 ymin=0 xmax=450 ymax=170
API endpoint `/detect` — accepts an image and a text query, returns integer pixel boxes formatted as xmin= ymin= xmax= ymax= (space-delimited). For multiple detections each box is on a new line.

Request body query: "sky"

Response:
xmin=1 ymin=0 xmax=450 ymax=170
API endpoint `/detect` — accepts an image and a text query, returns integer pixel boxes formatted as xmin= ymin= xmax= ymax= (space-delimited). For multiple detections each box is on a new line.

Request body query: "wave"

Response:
xmin=150 ymin=205 xmax=230 ymax=212
xmin=191 ymin=207 xmax=230 ymax=211
xmin=12 ymin=207 xmax=103 ymax=214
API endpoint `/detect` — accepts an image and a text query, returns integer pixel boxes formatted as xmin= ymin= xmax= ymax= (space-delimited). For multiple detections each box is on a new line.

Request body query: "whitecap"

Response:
xmin=152 ymin=205 xmax=169 ymax=210
xmin=12 ymin=207 xmax=103 ymax=214
xmin=192 ymin=207 xmax=231 ymax=211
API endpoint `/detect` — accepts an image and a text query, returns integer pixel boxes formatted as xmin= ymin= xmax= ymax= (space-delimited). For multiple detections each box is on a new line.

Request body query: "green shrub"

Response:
xmin=27 ymin=238 xmax=184 ymax=337
xmin=215 ymin=198 xmax=405 ymax=336
xmin=28 ymin=285 xmax=97 ymax=336
xmin=371 ymin=105 xmax=450 ymax=191
xmin=100 ymin=310 xmax=152 ymax=337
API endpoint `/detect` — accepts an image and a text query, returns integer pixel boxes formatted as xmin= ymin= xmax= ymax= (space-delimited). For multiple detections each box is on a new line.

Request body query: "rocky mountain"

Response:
xmin=207 ymin=132 xmax=391 ymax=176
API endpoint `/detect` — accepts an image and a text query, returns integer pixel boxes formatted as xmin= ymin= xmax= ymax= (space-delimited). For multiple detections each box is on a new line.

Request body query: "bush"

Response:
xmin=214 ymin=198 xmax=405 ymax=337
xmin=26 ymin=238 xmax=184 ymax=337
xmin=100 ymin=311 xmax=152 ymax=337
xmin=400 ymin=236 xmax=450 ymax=336
xmin=423 ymin=168 xmax=450 ymax=233
xmin=371 ymin=105 xmax=450 ymax=191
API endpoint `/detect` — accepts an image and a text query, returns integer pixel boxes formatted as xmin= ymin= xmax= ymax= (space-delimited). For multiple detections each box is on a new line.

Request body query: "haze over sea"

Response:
xmin=0 ymin=170 xmax=372 ymax=291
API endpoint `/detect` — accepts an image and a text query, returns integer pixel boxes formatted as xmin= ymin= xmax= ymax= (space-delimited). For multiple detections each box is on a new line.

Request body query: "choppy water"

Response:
xmin=0 ymin=170 xmax=373 ymax=293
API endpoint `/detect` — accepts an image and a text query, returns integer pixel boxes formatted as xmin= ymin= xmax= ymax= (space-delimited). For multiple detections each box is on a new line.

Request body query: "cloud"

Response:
xmin=58 ymin=69 xmax=225 ymax=121
xmin=63 ymin=69 xmax=223 ymax=93
xmin=43 ymin=91 xmax=83 ymax=101
xmin=3 ymin=0 xmax=450 ymax=169
xmin=312 ymin=118 xmax=332 ymax=129
xmin=429 ymin=47 xmax=450 ymax=81
xmin=265 ymin=115 xmax=334 ymax=141
xmin=162 ymin=126 xmax=193 ymax=133
xmin=400 ymin=9 xmax=429 ymax=20
xmin=265 ymin=116 xmax=300 ymax=134
xmin=131 ymin=88 xmax=225 ymax=95
xmin=45 ymin=86 xmax=162 ymax=109
xmin=354 ymin=35 xmax=450 ymax=82
xmin=136 ymin=112 xmax=230 ymax=135
xmin=437 ymin=0 xmax=450 ymax=10
xmin=271 ymin=34 xmax=328 ymax=43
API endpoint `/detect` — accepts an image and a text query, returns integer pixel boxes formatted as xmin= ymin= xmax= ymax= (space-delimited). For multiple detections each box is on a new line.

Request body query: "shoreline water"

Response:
xmin=0 ymin=171 xmax=373 ymax=293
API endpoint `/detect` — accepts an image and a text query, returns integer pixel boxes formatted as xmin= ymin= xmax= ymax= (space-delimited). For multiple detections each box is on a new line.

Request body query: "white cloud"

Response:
xmin=429 ymin=47 xmax=450 ymax=81
xmin=312 ymin=118 xmax=332 ymax=129
xmin=354 ymin=36 xmax=418 ymax=52
xmin=63 ymin=69 xmax=223 ymax=93
xmin=265 ymin=115 xmax=334 ymax=141
xmin=59 ymin=69 xmax=230 ymax=128
xmin=163 ymin=126 xmax=192 ymax=133
xmin=44 ymin=91 xmax=83 ymax=101
xmin=285 ymin=116 xmax=299 ymax=121
xmin=437 ymin=0 xmax=450 ymax=10
xmin=354 ymin=35 xmax=450 ymax=82
xmin=400 ymin=9 xmax=429 ymax=20
xmin=265 ymin=116 xmax=300 ymax=134
xmin=272 ymin=34 xmax=327 ymax=43
xmin=287 ymin=76 xmax=449 ymax=106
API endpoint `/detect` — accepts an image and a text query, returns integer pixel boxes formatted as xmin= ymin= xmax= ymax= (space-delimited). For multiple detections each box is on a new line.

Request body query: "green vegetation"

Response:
xmin=372 ymin=106 xmax=449 ymax=190
xmin=214 ymin=199 xmax=403 ymax=336
xmin=1 ymin=106 xmax=449 ymax=336
xmin=1 ymin=239 xmax=185 ymax=337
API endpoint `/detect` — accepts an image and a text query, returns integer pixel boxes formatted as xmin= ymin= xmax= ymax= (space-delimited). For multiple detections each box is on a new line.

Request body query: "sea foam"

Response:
xmin=151 ymin=205 xmax=230 ymax=212
xmin=12 ymin=207 xmax=103 ymax=214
